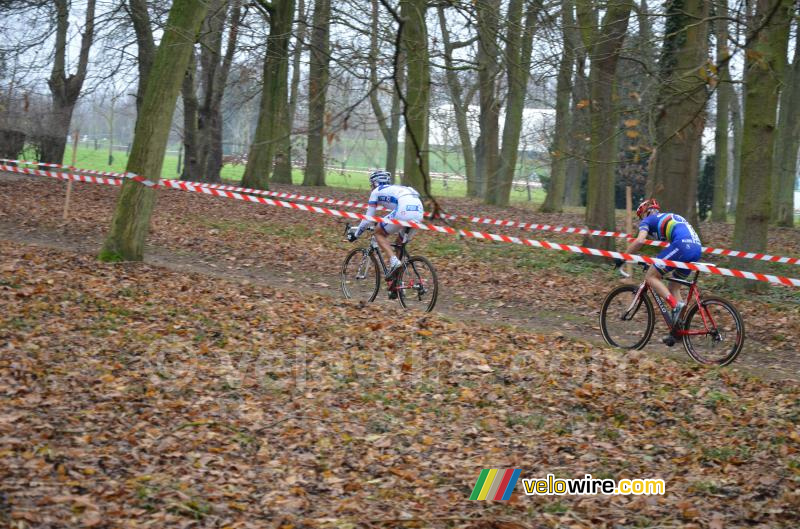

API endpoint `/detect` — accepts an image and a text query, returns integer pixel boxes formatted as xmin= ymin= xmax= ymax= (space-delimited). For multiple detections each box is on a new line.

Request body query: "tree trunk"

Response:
xmin=492 ymin=0 xmax=540 ymax=206
xmin=303 ymin=0 xmax=331 ymax=186
xmin=42 ymin=0 xmax=95 ymax=164
xmin=288 ymin=0 xmax=307 ymax=134
xmin=712 ymin=0 xmax=732 ymax=222
xmin=180 ymin=0 xmax=241 ymax=183
xmin=399 ymin=0 xmax=430 ymax=195
xmin=181 ymin=53 xmax=200 ymax=181
xmin=564 ymin=53 xmax=588 ymax=206
xmin=242 ymin=0 xmax=296 ymax=190
xmin=733 ymin=0 xmax=793 ymax=288
xmin=475 ymin=0 xmax=501 ymax=199
xmin=128 ymin=0 xmax=156 ymax=114
xmin=100 ymin=0 xmax=208 ymax=262
xmin=728 ymin=86 xmax=743 ymax=215
xmin=386 ymin=80 xmax=402 ymax=177
xmin=577 ymin=0 xmax=632 ymax=251
xmin=772 ymin=42 xmax=800 ymax=227
xmin=541 ymin=0 xmax=575 ymax=213
xmin=437 ymin=5 xmax=476 ymax=197
xmin=370 ymin=0 xmax=404 ymax=177
xmin=647 ymin=0 xmax=709 ymax=226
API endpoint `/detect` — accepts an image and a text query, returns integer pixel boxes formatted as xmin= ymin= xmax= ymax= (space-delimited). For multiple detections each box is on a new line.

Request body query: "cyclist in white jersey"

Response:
xmin=347 ymin=170 xmax=425 ymax=276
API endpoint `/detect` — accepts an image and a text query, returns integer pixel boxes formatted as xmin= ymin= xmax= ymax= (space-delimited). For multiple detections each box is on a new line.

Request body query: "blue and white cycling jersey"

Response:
xmin=356 ymin=184 xmax=424 ymax=236
xmin=639 ymin=212 xmax=701 ymax=245
xmin=639 ymin=212 xmax=702 ymax=277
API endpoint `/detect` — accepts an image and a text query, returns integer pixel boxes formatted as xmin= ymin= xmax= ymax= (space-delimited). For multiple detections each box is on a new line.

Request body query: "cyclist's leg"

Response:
xmin=375 ymin=210 xmax=400 ymax=262
xmin=646 ymin=241 xmax=680 ymax=298
xmin=667 ymin=241 xmax=702 ymax=303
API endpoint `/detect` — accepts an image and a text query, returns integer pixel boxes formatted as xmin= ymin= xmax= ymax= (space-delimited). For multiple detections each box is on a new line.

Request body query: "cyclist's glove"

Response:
xmin=346 ymin=228 xmax=359 ymax=242
xmin=613 ymin=258 xmax=625 ymax=268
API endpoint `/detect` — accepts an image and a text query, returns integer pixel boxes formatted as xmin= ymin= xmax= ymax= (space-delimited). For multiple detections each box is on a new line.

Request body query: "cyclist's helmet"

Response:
xmin=636 ymin=198 xmax=661 ymax=220
xmin=369 ymin=170 xmax=392 ymax=188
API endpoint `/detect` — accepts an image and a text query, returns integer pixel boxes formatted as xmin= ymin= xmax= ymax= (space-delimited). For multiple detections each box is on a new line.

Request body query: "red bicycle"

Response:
xmin=600 ymin=263 xmax=745 ymax=366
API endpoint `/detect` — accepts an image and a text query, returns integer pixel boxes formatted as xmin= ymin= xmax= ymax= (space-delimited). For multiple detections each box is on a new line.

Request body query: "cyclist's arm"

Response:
xmin=356 ymin=191 xmax=380 ymax=235
xmin=624 ymin=229 xmax=649 ymax=255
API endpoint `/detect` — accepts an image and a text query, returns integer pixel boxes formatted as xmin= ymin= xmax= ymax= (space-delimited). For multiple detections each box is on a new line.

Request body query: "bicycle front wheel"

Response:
xmin=341 ymin=248 xmax=380 ymax=303
xmin=398 ymin=256 xmax=438 ymax=312
xmin=682 ymin=296 xmax=744 ymax=366
xmin=599 ymin=285 xmax=655 ymax=350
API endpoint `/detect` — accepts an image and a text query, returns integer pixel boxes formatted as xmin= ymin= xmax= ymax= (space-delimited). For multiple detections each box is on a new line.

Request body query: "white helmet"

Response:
xmin=369 ymin=170 xmax=392 ymax=188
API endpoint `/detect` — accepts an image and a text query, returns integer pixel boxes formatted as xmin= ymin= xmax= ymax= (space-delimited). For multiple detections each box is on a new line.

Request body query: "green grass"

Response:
xmin=29 ymin=142 xmax=548 ymax=204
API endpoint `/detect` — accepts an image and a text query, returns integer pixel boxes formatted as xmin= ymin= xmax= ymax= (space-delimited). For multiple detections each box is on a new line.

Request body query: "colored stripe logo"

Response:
xmin=469 ymin=469 xmax=521 ymax=500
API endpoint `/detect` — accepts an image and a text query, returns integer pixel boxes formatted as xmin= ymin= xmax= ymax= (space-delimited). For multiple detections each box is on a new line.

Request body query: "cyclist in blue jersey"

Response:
xmin=346 ymin=170 xmax=425 ymax=278
xmin=617 ymin=198 xmax=702 ymax=326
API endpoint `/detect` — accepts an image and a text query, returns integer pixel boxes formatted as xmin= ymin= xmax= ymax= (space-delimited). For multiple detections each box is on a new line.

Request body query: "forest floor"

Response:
xmin=2 ymin=172 xmax=800 ymax=528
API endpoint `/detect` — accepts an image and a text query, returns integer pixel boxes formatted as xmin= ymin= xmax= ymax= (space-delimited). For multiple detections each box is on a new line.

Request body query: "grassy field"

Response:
xmin=38 ymin=143 xmax=548 ymax=203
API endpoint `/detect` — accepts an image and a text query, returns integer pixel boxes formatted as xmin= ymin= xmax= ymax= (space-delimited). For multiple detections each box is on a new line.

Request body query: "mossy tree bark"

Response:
xmin=577 ymin=0 xmax=632 ymax=251
xmin=399 ymin=0 xmax=430 ymax=195
xmin=711 ymin=0 xmax=732 ymax=222
xmin=647 ymin=0 xmax=709 ymax=226
xmin=492 ymin=0 xmax=541 ymax=206
xmin=541 ymin=0 xmax=576 ymax=213
xmin=733 ymin=0 xmax=793 ymax=289
xmin=475 ymin=0 xmax=501 ymax=199
xmin=242 ymin=0 xmax=295 ymax=190
xmin=100 ymin=0 xmax=208 ymax=262
xmin=303 ymin=0 xmax=331 ymax=186
xmin=42 ymin=0 xmax=95 ymax=164
xmin=437 ymin=5 xmax=476 ymax=196
xmin=772 ymin=41 xmax=800 ymax=227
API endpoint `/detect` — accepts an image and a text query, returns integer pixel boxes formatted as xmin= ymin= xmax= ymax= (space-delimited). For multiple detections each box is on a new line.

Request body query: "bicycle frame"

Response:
xmin=346 ymin=224 xmax=426 ymax=297
xmin=625 ymin=271 xmax=721 ymax=338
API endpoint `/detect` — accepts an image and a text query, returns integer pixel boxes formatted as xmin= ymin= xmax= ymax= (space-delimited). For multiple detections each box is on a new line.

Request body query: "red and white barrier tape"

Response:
xmin=183 ymin=179 xmax=800 ymax=266
xmin=0 ymin=159 xmax=156 ymax=187
xmin=0 ymin=163 xmax=124 ymax=186
xmin=5 ymin=157 xmax=799 ymax=266
xmin=4 ymin=162 xmax=799 ymax=287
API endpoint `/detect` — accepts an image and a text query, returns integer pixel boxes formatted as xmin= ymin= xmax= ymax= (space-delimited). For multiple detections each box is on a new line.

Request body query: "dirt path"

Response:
xmin=2 ymin=218 xmax=797 ymax=382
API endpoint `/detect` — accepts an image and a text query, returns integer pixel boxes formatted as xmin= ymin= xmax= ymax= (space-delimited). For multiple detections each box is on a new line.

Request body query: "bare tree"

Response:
xmin=646 ymin=0 xmax=709 ymax=224
xmin=541 ymin=0 xmax=576 ymax=213
xmin=490 ymin=0 xmax=541 ymax=206
xmin=712 ymin=0 xmax=733 ymax=222
xmin=41 ymin=0 xmax=96 ymax=164
xmin=303 ymin=0 xmax=331 ymax=185
xmin=577 ymin=0 xmax=633 ymax=251
xmin=101 ymin=0 xmax=208 ymax=262
xmin=733 ymin=0 xmax=794 ymax=288
xmin=243 ymin=0 xmax=296 ymax=190
xmin=772 ymin=34 xmax=800 ymax=227
xmin=182 ymin=0 xmax=242 ymax=183
xmin=437 ymin=4 xmax=477 ymax=196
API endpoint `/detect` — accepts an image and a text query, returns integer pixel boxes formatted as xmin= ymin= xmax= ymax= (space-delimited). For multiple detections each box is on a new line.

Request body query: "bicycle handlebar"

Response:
xmin=614 ymin=260 xmax=649 ymax=278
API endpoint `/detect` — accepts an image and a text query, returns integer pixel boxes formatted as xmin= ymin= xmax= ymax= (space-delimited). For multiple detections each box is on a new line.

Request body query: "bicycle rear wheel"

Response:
xmin=599 ymin=285 xmax=655 ymax=350
xmin=682 ymin=296 xmax=744 ymax=366
xmin=398 ymin=256 xmax=438 ymax=312
xmin=341 ymin=248 xmax=380 ymax=303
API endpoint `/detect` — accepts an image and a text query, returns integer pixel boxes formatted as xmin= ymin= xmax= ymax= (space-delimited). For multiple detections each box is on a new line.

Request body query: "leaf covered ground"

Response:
xmin=2 ymin=174 xmax=800 ymax=527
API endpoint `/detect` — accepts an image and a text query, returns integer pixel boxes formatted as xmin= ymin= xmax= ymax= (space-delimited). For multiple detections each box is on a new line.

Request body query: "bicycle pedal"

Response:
xmin=661 ymin=335 xmax=676 ymax=347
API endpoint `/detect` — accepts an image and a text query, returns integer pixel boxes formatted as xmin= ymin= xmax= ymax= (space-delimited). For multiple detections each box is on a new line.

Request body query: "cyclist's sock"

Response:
xmin=389 ymin=256 xmax=401 ymax=269
xmin=666 ymin=294 xmax=677 ymax=308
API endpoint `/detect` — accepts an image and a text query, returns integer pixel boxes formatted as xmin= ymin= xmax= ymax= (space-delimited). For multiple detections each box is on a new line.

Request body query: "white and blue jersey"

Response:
xmin=356 ymin=184 xmax=424 ymax=237
xmin=639 ymin=212 xmax=702 ymax=277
